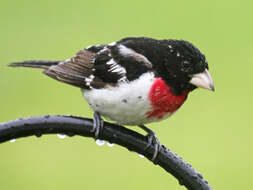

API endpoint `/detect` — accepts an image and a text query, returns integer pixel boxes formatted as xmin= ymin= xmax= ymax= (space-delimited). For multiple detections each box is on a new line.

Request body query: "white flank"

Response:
xmin=118 ymin=45 xmax=152 ymax=67
xmin=82 ymin=72 xmax=155 ymax=125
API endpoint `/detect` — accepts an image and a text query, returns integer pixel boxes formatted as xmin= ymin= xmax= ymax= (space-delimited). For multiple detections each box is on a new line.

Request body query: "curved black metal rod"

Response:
xmin=0 ymin=115 xmax=213 ymax=190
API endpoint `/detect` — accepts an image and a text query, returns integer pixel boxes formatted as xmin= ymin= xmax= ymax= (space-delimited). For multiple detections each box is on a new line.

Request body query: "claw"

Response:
xmin=138 ymin=125 xmax=160 ymax=162
xmin=92 ymin=112 xmax=104 ymax=139
xmin=147 ymin=133 xmax=160 ymax=161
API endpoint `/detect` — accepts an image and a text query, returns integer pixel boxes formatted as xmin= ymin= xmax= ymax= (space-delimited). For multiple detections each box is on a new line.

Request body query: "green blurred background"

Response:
xmin=0 ymin=0 xmax=252 ymax=189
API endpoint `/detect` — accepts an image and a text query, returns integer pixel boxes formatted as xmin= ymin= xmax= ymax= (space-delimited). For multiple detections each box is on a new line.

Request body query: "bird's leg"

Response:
xmin=138 ymin=125 xmax=160 ymax=162
xmin=92 ymin=112 xmax=104 ymax=139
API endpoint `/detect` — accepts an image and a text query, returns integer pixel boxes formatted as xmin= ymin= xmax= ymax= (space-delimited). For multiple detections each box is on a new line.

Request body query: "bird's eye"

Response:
xmin=181 ymin=60 xmax=192 ymax=72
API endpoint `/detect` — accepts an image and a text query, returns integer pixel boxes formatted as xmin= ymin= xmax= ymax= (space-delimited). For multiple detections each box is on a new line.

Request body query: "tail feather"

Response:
xmin=8 ymin=60 xmax=61 ymax=69
xmin=8 ymin=52 xmax=96 ymax=89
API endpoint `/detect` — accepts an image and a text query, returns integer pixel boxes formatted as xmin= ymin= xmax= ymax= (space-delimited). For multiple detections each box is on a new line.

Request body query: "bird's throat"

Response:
xmin=146 ymin=78 xmax=189 ymax=120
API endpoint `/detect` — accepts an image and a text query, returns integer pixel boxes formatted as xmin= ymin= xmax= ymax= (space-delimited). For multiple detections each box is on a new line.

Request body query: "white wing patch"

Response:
xmin=106 ymin=58 xmax=127 ymax=81
xmin=108 ymin=41 xmax=117 ymax=46
xmin=118 ymin=45 xmax=152 ymax=68
xmin=97 ymin=47 xmax=108 ymax=54
xmin=84 ymin=74 xmax=95 ymax=87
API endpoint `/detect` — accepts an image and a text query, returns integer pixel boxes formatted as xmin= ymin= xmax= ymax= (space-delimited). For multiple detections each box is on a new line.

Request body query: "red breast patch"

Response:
xmin=146 ymin=78 xmax=189 ymax=120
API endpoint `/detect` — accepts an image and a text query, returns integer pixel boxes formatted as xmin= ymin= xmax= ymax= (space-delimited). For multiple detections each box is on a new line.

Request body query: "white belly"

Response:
xmin=82 ymin=73 xmax=156 ymax=125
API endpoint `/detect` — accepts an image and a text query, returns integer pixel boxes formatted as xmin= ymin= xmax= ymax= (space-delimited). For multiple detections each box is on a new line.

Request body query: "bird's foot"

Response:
xmin=138 ymin=125 xmax=160 ymax=162
xmin=92 ymin=112 xmax=104 ymax=139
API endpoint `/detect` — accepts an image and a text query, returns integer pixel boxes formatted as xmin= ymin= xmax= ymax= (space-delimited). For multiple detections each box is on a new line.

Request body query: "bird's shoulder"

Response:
xmin=89 ymin=40 xmax=154 ymax=83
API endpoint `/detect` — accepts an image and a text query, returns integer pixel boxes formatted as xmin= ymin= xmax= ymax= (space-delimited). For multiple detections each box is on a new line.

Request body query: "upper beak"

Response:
xmin=189 ymin=69 xmax=215 ymax=91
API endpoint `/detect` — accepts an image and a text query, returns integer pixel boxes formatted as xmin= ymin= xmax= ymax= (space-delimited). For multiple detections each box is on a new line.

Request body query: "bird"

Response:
xmin=9 ymin=37 xmax=214 ymax=161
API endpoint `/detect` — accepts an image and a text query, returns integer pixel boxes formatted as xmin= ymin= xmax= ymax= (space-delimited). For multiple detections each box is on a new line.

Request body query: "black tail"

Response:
xmin=8 ymin=60 xmax=61 ymax=69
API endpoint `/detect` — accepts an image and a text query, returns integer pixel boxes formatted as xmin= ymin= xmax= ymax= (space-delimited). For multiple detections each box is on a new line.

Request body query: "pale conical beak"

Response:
xmin=189 ymin=69 xmax=215 ymax=91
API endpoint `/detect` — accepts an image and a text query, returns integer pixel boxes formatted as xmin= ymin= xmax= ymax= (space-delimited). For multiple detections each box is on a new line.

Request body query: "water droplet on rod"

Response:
xmin=139 ymin=154 xmax=144 ymax=158
xmin=57 ymin=134 xmax=66 ymax=139
xmin=107 ymin=142 xmax=115 ymax=147
xmin=96 ymin=139 xmax=105 ymax=146
xmin=10 ymin=139 xmax=16 ymax=143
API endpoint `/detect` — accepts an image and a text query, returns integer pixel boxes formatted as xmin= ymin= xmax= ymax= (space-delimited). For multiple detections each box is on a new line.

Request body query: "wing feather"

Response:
xmin=43 ymin=41 xmax=153 ymax=89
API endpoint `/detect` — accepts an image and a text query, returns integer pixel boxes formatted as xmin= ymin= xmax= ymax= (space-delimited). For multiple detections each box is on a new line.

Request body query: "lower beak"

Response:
xmin=189 ymin=69 xmax=215 ymax=91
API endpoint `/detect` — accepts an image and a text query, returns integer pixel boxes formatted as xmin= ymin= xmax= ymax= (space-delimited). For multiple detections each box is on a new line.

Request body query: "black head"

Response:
xmin=117 ymin=37 xmax=214 ymax=94
xmin=156 ymin=39 xmax=214 ymax=95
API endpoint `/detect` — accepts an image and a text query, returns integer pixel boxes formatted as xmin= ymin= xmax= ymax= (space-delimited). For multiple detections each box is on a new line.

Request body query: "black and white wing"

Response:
xmin=44 ymin=39 xmax=153 ymax=89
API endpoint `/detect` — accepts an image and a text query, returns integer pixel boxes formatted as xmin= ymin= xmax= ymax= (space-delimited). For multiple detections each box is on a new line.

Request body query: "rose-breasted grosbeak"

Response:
xmin=9 ymin=37 xmax=214 ymax=161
